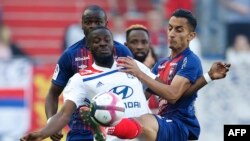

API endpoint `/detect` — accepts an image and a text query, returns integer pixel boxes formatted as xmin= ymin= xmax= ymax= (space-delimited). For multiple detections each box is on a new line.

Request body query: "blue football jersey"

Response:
xmin=152 ymin=48 xmax=203 ymax=140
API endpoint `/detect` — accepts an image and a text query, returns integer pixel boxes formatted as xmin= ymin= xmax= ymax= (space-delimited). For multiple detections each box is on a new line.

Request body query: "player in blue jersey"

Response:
xmin=44 ymin=5 xmax=133 ymax=141
xmin=102 ymin=9 xmax=231 ymax=141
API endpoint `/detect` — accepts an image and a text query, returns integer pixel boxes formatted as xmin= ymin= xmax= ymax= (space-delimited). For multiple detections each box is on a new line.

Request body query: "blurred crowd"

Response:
xmin=1 ymin=0 xmax=249 ymax=64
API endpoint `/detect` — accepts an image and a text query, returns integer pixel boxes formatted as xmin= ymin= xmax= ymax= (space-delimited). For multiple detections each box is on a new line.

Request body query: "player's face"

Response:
xmin=82 ymin=10 xmax=107 ymax=36
xmin=167 ymin=16 xmax=195 ymax=52
xmin=125 ymin=30 xmax=150 ymax=63
xmin=89 ymin=29 xmax=114 ymax=64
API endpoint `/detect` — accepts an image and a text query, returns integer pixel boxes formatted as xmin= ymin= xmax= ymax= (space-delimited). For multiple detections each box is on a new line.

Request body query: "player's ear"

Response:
xmin=188 ymin=32 xmax=196 ymax=41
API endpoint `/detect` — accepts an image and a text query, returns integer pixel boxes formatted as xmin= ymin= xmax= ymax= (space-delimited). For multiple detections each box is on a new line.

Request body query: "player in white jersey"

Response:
xmin=20 ymin=26 xmax=151 ymax=141
xmin=63 ymin=60 xmax=154 ymax=141
xmin=63 ymin=60 xmax=154 ymax=118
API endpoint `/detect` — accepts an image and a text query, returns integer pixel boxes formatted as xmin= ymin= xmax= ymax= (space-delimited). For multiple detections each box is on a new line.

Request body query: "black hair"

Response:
xmin=172 ymin=9 xmax=197 ymax=31
xmin=86 ymin=26 xmax=113 ymax=47
xmin=125 ymin=24 xmax=149 ymax=41
xmin=82 ymin=5 xmax=107 ymax=21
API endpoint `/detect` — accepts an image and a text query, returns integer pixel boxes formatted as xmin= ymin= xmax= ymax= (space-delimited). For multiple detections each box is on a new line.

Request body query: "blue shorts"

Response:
xmin=66 ymin=130 xmax=93 ymax=141
xmin=154 ymin=115 xmax=189 ymax=141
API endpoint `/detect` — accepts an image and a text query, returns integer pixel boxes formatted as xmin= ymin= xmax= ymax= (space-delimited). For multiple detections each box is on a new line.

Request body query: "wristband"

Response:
xmin=47 ymin=117 xmax=52 ymax=123
xmin=203 ymin=72 xmax=212 ymax=83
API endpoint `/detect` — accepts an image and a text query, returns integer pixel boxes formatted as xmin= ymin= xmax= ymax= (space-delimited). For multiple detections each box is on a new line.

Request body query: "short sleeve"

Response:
xmin=63 ymin=73 xmax=87 ymax=108
xmin=135 ymin=60 xmax=156 ymax=79
xmin=114 ymin=41 xmax=134 ymax=58
xmin=52 ymin=51 xmax=74 ymax=87
xmin=176 ymin=56 xmax=203 ymax=84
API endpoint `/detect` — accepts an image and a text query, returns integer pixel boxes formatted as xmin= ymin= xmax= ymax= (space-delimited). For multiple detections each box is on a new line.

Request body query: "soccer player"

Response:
xmin=45 ymin=5 xmax=133 ymax=141
xmin=125 ymin=24 xmax=159 ymax=113
xmin=125 ymin=24 xmax=157 ymax=68
xmin=20 ymin=26 xmax=229 ymax=141
xmin=103 ymin=9 xmax=231 ymax=141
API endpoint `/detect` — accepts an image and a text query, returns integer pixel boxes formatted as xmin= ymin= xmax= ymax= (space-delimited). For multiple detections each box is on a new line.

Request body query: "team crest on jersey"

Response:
xmin=168 ymin=63 xmax=177 ymax=81
xmin=158 ymin=64 xmax=165 ymax=70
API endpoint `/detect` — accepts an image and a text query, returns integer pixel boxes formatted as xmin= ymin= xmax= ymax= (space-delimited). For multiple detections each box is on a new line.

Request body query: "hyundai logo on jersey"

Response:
xmin=109 ymin=85 xmax=133 ymax=99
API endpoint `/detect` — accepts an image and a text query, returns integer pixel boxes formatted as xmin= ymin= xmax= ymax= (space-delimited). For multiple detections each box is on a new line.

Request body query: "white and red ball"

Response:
xmin=91 ymin=92 xmax=125 ymax=127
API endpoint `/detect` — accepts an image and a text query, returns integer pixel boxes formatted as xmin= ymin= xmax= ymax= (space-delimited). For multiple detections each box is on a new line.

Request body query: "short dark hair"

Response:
xmin=86 ymin=26 xmax=113 ymax=46
xmin=125 ymin=24 xmax=149 ymax=41
xmin=82 ymin=5 xmax=107 ymax=21
xmin=172 ymin=9 xmax=197 ymax=31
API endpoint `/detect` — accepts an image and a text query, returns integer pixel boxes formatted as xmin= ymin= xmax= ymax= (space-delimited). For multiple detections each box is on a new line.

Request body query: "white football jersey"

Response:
xmin=63 ymin=60 xmax=156 ymax=141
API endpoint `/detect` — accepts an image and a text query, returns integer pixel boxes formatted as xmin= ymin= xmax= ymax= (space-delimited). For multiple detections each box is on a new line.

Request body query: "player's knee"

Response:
xmin=136 ymin=114 xmax=158 ymax=140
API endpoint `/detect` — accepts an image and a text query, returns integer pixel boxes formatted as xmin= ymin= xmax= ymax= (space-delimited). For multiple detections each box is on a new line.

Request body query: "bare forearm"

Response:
xmin=40 ymin=112 xmax=70 ymax=139
xmin=137 ymin=72 xmax=178 ymax=103
xmin=45 ymin=84 xmax=64 ymax=119
xmin=42 ymin=100 xmax=76 ymax=139
xmin=45 ymin=94 xmax=59 ymax=119
xmin=184 ymin=76 xmax=207 ymax=96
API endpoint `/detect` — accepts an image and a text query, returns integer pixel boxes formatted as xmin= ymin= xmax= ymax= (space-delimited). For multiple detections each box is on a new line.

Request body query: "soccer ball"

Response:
xmin=91 ymin=92 xmax=125 ymax=127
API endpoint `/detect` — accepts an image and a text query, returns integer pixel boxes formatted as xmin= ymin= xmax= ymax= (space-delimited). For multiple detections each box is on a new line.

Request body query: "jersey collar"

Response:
xmin=92 ymin=61 xmax=117 ymax=71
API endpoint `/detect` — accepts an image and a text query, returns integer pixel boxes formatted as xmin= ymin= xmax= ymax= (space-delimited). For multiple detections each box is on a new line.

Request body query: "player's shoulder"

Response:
xmin=181 ymin=48 xmax=201 ymax=63
xmin=184 ymin=48 xmax=200 ymax=59
xmin=113 ymin=40 xmax=126 ymax=49
xmin=59 ymin=39 xmax=86 ymax=60
xmin=65 ymin=39 xmax=85 ymax=52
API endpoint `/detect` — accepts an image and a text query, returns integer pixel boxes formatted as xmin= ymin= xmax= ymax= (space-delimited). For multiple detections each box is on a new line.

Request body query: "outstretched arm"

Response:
xmin=21 ymin=101 xmax=76 ymax=141
xmin=45 ymin=84 xmax=64 ymax=141
xmin=184 ymin=62 xmax=231 ymax=96
xmin=118 ymin=57 xmax=230 ymax=103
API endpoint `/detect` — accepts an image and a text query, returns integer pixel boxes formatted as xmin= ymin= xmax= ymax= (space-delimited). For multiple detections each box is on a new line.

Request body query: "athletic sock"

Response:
xmin=107 ymin=118 xmax=142 ymax=139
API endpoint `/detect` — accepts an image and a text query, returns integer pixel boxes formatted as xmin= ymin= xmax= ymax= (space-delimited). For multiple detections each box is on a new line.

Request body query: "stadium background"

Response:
xmin=0 ymin=0 xmax=250 ymax=141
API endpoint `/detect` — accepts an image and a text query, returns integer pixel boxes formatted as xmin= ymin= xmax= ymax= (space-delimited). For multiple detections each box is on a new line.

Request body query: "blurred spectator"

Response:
xmin=189 ymin=36 xmax=202 ymax=58
xmin=62 ymin=23 xmax=84 ymax=50
xmin=111 ymin=15 xmax=126 ymax=44
xmin=163 ymin=0 xmax=194 ymax=20
xmin=220 ymin=0 xmax=250 ymax=49
xmin=0 ymin=5 xmax=2 ymax=25
xmin=226 ymin=34 xmax=250 ymax=64
xmin=0 ymin=24 xmax=28 ymax=60
xmin=108 ymin=0 xmax=143 ymax=18
xmin=144 ymin=47 xmax=158 ymax=69
xmin=146 ymin=9 xmax=168 ymax=59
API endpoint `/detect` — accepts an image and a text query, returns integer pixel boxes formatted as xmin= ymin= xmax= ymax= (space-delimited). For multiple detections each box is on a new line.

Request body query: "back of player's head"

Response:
xmin=125 ymin=24 xmax=149 ymax=41
xmin=86 ymin=26 xmax=113 ymax=46
xmin=171 ymin=9 xmax=197 ymax=31
xmin=82 ymin=5 xmax=107 ymax=21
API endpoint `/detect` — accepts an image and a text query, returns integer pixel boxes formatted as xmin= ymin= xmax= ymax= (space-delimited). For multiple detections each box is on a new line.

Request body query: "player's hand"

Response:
xmin=79 ymin=106 xmax=92 ymax=126
xmin=117 ymin=57 xmax=141 ymax=77
xmin=50 ymin=131 xmax=63 ymax=141
xmin=20 ymin=131 xmax=43 ymax=141
xmin=208 ymin=62 xmax=231 ymax=80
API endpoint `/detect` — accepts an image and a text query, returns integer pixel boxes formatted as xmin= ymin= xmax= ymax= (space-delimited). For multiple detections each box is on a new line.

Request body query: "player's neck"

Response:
xmin=95 ymin=59 xmax=114 ymax=68
xmin=170 ymin=47 xmax=188 ymax=58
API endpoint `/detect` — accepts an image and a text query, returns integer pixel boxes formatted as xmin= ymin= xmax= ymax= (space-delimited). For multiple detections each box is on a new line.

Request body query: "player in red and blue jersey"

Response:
xmin=45 ymin=5 xmax=133 ymax=141
xmin=104 ymin=9 xmax=230 ymax=141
